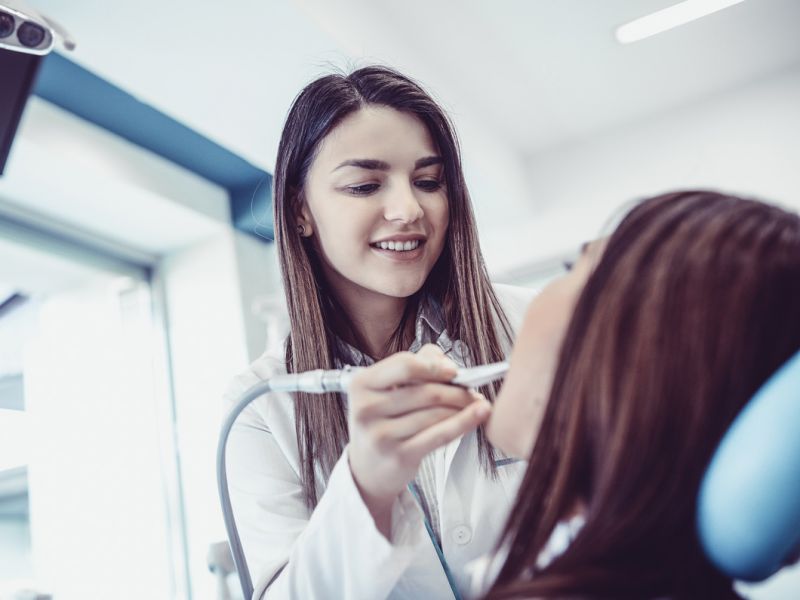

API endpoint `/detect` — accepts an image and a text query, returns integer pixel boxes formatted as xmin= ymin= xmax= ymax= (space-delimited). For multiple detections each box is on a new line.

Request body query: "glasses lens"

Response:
xmin=17 ymin=21 xmax=45 ymax=48
xmin=0 ymin=12 xmax=15 ymax=38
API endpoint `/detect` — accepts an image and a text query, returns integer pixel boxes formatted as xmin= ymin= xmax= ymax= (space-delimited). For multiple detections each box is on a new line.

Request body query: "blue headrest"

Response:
xmin=697 ymin=349 xmax=800 ymax=581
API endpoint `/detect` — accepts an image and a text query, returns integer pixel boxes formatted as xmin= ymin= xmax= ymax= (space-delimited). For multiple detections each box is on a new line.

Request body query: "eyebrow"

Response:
xmin=332 ymin=156 xmax=443 ymax=172
xmin=580 ymin=241 xmax=590 ymax=255
xmin=415 ymin=156 xmax=443 ymax=169
xmin=333 ymin=159 xmax=390 ymax=172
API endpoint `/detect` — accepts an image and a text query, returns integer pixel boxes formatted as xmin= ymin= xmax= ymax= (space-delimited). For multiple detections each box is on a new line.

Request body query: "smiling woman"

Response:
xmin=222 ymin=66 xmax=535 ymax=599
xmin=300 ymin=106 xmax=450 ymax=330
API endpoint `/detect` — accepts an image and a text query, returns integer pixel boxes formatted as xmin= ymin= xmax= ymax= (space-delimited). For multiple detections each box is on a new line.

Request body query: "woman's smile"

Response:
xmin=369 ymin=234 xmax=427 ymax=262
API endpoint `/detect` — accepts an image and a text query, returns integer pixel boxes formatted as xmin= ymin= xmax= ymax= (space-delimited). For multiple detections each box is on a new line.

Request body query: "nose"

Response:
xmin=383 ymin=182 xmax=424 ymax=224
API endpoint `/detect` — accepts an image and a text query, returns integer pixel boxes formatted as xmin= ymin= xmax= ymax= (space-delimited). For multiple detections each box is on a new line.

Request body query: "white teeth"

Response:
xmin=374 ymin=240 xmax=421 ymax=252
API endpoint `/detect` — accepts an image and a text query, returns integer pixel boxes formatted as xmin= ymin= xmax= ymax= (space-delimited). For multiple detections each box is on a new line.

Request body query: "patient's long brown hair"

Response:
xmin=487 ymin=191 xmax=800 ymax=599
xmin=274 ymin=66 xmax=512 ymax=508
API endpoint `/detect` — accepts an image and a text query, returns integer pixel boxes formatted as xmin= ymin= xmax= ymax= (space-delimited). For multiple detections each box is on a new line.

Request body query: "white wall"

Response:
xmin=483 ymin=64 xmax=800 ymax=277
xmin=160 ymin=228 xmax=277 ymax=600
xmin=232 ymin=234 xmax=283 ymax=364
xmin=1 ymin=98 xmax=229 ymax=262
xmin=0 ymin=521 xmax=32 ymax=580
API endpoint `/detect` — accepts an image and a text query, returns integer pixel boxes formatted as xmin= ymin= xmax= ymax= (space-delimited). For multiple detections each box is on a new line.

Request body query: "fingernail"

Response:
xmin=470 ymin=391 xmax=486 ymax=402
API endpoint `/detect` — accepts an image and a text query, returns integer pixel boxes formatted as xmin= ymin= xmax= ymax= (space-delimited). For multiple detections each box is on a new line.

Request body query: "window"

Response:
xmin=0 ymin=218 xmax=182 ymax=599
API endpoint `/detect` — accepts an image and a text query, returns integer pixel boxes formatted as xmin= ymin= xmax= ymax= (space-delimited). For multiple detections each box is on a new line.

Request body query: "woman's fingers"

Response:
xmin=415 ymin=343 xmax=451 ymax=364
xmin=356 ymin=383 xmax=478 ymax=420
xmin=350 ymin=345 xmax=457 ymax=391
xmin=346 ymin=344 xmax=477 ymax=509
xmin=400 ymin=399 xmax=492 ymax=462
xmin=368 ymin=406 xmax=460 ymax=448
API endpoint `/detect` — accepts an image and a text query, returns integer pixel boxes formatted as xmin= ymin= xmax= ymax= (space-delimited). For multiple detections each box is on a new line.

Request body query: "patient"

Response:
xmin=484 ymin=190 xmax=800 ymax=598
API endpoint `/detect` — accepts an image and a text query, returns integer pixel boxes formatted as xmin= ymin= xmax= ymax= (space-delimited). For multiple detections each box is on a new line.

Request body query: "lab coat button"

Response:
xmin=452 ymin=524 xmax=472 ymax=545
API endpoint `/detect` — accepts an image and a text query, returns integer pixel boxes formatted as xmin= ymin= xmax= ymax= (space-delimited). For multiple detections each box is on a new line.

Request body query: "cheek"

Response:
xmin=425 ymin=197 xmax=449 ymax=250
xmin=314 ymin=203 xmax=373 ymax=255
xmin=436 ymin=197 xmax=449 ymax=230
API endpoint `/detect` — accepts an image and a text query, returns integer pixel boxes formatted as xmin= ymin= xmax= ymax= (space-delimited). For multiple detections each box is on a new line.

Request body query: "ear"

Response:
xmin=292 ymin=191 xmax=314 ymax=237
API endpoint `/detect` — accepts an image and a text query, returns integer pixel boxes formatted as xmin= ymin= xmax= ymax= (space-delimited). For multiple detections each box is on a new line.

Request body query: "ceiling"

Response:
xmin=0 ymin=0 xmax=796 ymax=308
xmin=26 ymin=0 xmax=800 ymax=173
xmin=2 ymin=0 xmax=799 ymax=282
xmin=300 ymin=0 xmax=800 ymax=158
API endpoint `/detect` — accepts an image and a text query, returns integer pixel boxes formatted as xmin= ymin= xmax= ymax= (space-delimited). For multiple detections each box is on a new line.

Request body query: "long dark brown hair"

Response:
xmin=273 ymin=66 xmax=512 ymax=508
xmin=487 ymin=190 xmax=800 ymax=598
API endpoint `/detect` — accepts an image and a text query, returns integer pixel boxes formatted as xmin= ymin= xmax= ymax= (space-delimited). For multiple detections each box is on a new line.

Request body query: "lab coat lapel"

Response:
xmin=442 ymin=432 xmax=468 ymax=503
xmin=438 ymin=332 xmax=475 ymax=490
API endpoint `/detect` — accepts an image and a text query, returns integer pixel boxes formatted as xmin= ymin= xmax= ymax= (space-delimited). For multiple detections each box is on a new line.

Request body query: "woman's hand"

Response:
xmin=346 ymin=344 xmax=491 ymax=538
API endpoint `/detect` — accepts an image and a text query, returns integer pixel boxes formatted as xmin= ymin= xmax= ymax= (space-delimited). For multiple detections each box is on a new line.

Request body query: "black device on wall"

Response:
xmin=0 ymin=47 xmax=41 ymax=174
xmin=0 ymin=0 xmax=75 ymax=175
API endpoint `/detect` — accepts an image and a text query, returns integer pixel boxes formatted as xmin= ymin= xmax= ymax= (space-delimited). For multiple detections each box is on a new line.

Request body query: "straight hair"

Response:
xmin=487 ymin=190 xmax=800 ymax=598
xmin=273 ymin=66 xmax=513 ymax=508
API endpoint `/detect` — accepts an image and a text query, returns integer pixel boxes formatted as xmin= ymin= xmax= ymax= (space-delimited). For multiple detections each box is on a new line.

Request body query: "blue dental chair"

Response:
xmin=698 ymin=348 xmax=800 ymax=581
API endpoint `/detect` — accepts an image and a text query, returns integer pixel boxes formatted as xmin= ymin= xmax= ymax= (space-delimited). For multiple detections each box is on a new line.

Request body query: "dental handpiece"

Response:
xmin=262 ymin=360 xmax=510 ymax=394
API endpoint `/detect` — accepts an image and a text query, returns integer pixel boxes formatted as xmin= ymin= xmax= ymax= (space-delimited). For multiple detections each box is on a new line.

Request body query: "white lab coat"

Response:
xmin=223 ymin=283 xmax=535 ymax=599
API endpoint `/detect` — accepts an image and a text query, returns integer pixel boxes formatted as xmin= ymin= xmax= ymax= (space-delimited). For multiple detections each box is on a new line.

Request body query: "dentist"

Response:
xmin=224 ymin=66 xmax=534 ymax=599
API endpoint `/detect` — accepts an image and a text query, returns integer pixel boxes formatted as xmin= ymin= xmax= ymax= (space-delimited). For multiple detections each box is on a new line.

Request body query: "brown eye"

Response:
xmin=346 ymin=183 xmax=380 ymax=195
xmin=414 ymin=179 xmax=442 ymax=192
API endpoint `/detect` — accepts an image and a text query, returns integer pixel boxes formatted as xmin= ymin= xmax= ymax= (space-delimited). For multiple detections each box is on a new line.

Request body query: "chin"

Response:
xmin=376 ymin=278 xmax=427 ymax=299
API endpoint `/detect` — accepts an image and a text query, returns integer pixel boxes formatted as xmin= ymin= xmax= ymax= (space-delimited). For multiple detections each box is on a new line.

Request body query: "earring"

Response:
xmin=297 ymin=224 xmax=306 ymax=236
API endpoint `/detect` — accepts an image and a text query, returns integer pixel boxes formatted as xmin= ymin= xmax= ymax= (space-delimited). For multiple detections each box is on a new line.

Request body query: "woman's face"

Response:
xmin=488 ymin=240 xmax=606 ymax=459
xmin=300 ymin=106 xmax=449 ymax=307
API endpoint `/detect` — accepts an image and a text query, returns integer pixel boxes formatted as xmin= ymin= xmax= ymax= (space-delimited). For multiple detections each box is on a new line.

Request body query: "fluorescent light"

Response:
xmin=616 ymin=0 xmax=746 ymax=44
